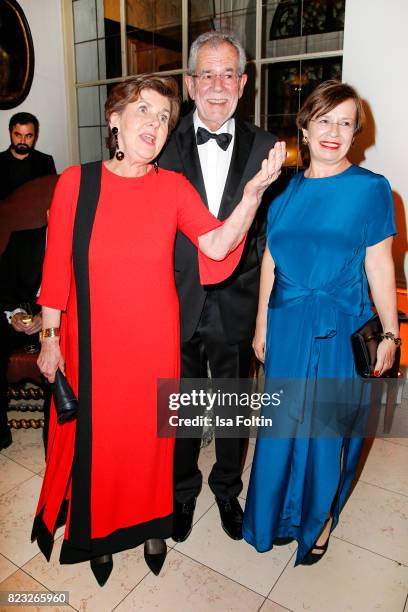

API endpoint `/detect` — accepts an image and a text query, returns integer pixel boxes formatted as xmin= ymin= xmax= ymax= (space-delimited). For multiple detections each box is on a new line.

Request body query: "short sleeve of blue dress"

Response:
xmin=365 ymin=174 xmax=396 ymax=246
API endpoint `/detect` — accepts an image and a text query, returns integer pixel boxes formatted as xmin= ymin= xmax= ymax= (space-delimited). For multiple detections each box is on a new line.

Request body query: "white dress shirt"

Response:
xmin=193 ymin=111 xmax=235 ymax=218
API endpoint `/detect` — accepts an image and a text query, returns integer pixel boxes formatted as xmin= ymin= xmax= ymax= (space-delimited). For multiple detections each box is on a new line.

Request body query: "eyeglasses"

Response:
xmin=189 ymin=72 xmax=242 ymax=84
xmin=311 ymin=118 xmax=355 ymax=132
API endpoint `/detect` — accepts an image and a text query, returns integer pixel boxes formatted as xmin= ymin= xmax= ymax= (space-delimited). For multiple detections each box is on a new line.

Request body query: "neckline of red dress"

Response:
xmin=102 ymin=162 xmax=154 ymax=180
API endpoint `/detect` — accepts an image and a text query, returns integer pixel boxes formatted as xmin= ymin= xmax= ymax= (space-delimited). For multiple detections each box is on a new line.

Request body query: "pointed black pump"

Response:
xmin=90 ymin=554 xmax=113 ymax=586
xmin=144 ymin=538 xmax=167 ymax=575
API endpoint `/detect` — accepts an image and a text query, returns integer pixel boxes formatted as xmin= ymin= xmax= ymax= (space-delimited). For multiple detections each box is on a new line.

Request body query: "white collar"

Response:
xmin=193 ymin=110 xmax=235 ymax=136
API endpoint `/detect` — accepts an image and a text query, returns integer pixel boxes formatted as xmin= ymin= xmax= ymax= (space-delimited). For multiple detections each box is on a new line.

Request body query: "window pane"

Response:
xmin=236 ymin=62 xmax=256 ymax=124
xmin=74 ymin=0 xmax=122 ymax=81
xmin=126 ymin=0 xmax=182 ymax=74
xmin=260 ymin=63 xmax=300 ymax=166
xmin=96 ymin=0 xmax=106 ymax=38
xmin=302 ymin=0 xmax=345 ymax=36
xmin=299 ymin=55 xmax=342 ymax=104
xmin=189 ymin=1 xmax=256 ymax=60
xmin=77 ymin=86 xmax=101 ymax=126
xmin=102 ymin=11 xmax=123 ymax=78
xmin=75 ymin=37 xmax=121 ymax=83
xmin=76 ymin=77 xmax=108 ymax=163
xmin=75 ymin=40 xmax=99 ymax=83
xmin=261 ymin=56 xmax=342 ymax=167
xmin=263 ymin=0 xmax=345 ymax=58
xmin=98 ymin=39 xmax=107 ymax=80
xmin=189 ymin=1 xmax=215 ymax=47
xmin=99 ymin=84 xmax=108 ymax=127
xmin=79 ymin=127 xmax=102 ymax=162
xmin=73 ymin=0 xmax=97 ymax=43
xmin=213 ymin=2 xmax=256 ymax=61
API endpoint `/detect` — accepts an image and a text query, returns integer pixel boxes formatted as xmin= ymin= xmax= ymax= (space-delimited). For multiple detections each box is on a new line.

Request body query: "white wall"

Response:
xmin=0 ymin=0 xmax=69 ymax=173
xmin=342 ymin=0 xmax=408 ymax=288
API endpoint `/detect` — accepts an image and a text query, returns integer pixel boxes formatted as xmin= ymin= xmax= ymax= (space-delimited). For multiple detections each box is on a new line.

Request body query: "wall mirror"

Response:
xmin=0 ymin=0 xmax=35 ymax=109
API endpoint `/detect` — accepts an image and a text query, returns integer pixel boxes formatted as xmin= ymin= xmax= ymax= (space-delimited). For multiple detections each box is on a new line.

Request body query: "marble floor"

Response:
xmin=1 ymin=419 xmax=408 ymax=612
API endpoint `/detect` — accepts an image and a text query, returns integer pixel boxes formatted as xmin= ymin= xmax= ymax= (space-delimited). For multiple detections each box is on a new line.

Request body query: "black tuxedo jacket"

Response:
xmin=0 ymin=226 xmax=47 ymax=319
xmin=159 ymin=112 xmax=277 ymax=344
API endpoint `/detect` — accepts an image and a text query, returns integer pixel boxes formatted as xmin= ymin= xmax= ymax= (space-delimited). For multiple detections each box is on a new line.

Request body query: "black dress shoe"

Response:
xmin=172 ymin=498 xmax=196 ymax=542
xmin=215 ymin=497 xmax=243 ymax=540
xmin=144 ymin=538 xmax=167 ymax=575
xmin=0 ymin=428 xmax=12 ymax=451
xmin=90 ymin=554 xmax=113 ymax=586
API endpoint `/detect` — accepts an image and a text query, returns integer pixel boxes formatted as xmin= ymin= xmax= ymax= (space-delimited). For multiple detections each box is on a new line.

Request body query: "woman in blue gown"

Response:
xmin=242 ymin=81 xmax=400 ymax=565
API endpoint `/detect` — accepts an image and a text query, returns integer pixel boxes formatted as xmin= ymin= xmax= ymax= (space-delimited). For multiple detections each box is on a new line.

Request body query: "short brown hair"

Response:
xmin=105 ymin=74 xmax=181 ymax=151
xmin=296 ymin=80 xmax=365 ymax=135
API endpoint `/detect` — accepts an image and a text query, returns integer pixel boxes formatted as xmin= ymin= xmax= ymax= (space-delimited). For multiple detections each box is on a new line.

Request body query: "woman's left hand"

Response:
xmin=373 ymin=339 xmax=398 ymax=376
xmin=243 ymin=141 xmax=286 ymax=202
xmin=37 ymin=338 xmax=65 ymax=383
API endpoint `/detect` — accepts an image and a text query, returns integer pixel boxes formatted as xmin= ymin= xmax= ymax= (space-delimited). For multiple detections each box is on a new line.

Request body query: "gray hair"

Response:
xmin=187 ymin=30 xmax=247 ymax=75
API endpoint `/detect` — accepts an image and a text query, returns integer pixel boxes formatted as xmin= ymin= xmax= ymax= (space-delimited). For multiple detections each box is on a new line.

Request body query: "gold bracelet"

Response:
xmin=380 ymin=331 xmax=402 ymax=346
xmin=39 ymin=327 xmax=60 ymax=341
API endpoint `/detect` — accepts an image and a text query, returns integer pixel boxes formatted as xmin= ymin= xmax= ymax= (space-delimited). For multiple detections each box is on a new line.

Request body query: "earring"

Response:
xmin=111 ymin=127 xmax=124 ymax=161
xmin=302 ymin=135 xmax=309 ymax=145
xmin=154 ymin=161 xmax=159 ymax=173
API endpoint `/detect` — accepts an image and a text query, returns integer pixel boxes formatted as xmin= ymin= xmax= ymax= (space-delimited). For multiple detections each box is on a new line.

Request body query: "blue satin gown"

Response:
xmin=242 ymin=165 xmax=396 ymax=564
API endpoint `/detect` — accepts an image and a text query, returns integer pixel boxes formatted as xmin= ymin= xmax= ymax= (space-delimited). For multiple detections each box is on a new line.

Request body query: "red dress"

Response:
xmin=32 ymin=163 xmax=245 ymax=563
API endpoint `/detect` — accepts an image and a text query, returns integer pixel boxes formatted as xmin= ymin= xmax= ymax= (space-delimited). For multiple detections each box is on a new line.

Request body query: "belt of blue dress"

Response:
xmin=267 ymin=269 xmax=366 ymax=420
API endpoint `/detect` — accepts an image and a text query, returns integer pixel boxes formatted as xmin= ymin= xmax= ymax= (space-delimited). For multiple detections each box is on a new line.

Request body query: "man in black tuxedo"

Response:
xmin=0 ymin=227 xmax=47 ymax=450
xmin=159 ymin=31 xmax=278 ymax=542
xmin=0 ymin=112 xmax=56 ymax=201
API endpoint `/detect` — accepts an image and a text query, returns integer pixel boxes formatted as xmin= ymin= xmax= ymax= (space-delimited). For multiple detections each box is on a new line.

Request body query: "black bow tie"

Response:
xmin=196 ymin=127 xmax=232 ymax=151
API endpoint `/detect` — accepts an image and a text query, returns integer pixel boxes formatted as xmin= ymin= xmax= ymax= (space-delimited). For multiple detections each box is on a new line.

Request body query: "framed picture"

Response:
xmin=0 ymin=0 xmax=35 ymax=110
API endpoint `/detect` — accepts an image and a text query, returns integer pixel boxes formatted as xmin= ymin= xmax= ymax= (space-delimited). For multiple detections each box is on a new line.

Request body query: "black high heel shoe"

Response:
xmin=90 ymin=554 xmax=113 ymax=586
xmin=144 ymin=538 xmax=167 ymax=575
xmin=301 ymin=539 xmax=329 ymax=565
xmin=301 ymin=517 xmax=332 ymax=566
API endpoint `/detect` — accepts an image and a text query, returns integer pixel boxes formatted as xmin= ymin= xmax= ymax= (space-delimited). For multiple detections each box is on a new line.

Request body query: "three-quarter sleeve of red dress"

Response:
xmin=38 ymin=166 xmax=80 ymax=311
xmin=175 ymin=174 xmax=246 ymax=285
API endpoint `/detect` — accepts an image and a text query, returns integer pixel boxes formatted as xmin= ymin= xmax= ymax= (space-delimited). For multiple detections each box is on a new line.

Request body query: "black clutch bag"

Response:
xmin=53 ymin=369 xmax=78 ymax=423
xmin=351 ymin=314 xmax=401 ymax=379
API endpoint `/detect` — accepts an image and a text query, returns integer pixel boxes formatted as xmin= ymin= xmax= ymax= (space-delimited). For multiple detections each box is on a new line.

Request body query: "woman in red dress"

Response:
xmin=32 ymin=75 xmax=285 ymax=586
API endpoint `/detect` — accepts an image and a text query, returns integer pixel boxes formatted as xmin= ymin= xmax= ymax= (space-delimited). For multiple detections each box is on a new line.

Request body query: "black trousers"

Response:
xmin=0 ymin=319 xmax=49 ymax=449
xmin=174 ymin=292 xmax=251 ymax=503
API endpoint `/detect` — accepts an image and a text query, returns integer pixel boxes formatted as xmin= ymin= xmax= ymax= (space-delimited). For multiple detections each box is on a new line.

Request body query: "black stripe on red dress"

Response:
xmin=69 ymin=161 xmax=102 ymax=552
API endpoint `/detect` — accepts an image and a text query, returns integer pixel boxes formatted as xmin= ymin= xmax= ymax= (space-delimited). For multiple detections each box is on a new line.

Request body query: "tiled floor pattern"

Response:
xmin=1 ymin=428 xmax=408 ymax=612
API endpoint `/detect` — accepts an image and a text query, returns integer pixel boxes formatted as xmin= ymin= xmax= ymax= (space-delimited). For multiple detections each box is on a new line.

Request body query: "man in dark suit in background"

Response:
xmin=0 ymin=111 xmax=55 ymax=450
xmin=0 ymin=226 xmax=47 ymax=451
xmin=159 ymin=30 xmax=278 ymax=542
xmin=0 ymin=112 xmax=56 ymax=201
